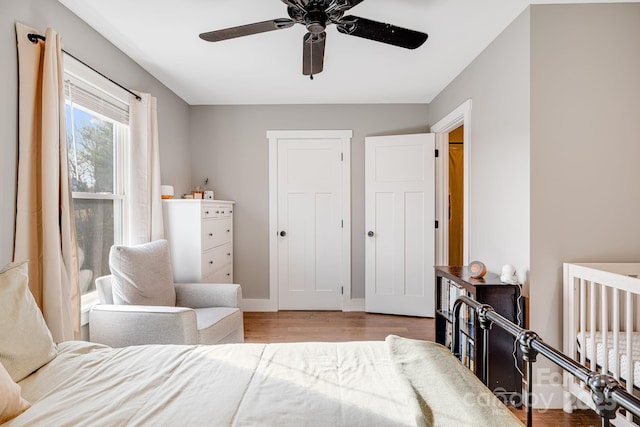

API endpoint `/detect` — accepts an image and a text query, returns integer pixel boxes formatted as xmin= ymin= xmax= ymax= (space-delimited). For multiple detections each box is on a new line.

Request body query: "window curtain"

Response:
xmin=14 ymin=23 xmax=80 ymax=341
xmin=127 ymin=93 xmax=164 ymax=245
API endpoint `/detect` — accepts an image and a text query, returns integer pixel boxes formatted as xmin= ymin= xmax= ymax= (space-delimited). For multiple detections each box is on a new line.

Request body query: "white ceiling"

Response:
xmin=58 ymin=0 xmax=632 ymax=105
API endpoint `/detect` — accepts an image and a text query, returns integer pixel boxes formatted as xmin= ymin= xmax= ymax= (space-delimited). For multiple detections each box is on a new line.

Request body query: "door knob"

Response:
xmin=368 ymin=231 xmax=375 ymax=237
xmin=280 ymin=231 xmax=287 ymax=237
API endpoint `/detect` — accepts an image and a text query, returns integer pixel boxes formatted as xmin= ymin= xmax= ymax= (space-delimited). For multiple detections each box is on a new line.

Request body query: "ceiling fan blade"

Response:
xmin=303 ymin=32 xmax=326 ymax=76
xmin=199 ymin=19 xmax=294 ymax=42
xmin=336 ymin=16 xmax=428 ymax=49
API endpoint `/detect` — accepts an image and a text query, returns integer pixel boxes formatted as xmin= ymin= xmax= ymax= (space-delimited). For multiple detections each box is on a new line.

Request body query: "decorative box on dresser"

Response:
xmin=162 ymin=200 xmax=234 ymax=283
xmin=434 ymin=265 xmax=523 ymax=405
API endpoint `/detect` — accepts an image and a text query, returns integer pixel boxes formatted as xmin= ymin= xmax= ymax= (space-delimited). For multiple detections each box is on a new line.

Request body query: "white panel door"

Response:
xmin=365 ymin=133 xmax=435 ymax=317
xmin=277 ymin=138 xmax=343 ymax=310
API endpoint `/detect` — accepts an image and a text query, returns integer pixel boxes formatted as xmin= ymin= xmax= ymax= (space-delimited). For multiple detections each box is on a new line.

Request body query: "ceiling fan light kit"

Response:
xmin=199 ymin=0 xmax=428 ymax=79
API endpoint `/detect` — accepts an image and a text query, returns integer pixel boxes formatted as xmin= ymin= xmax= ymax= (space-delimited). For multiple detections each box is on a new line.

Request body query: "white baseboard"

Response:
xmin=241 ymin=298 xmax=365 ymax=312
xmin=241 ymin=299 xmax=277 ymax=312
xmin=343 ymin=298 xmax=365 ymax=312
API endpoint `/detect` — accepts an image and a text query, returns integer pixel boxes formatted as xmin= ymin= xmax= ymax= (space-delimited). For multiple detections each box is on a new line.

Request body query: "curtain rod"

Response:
xmin=27 ymin=33 xmax=142 ymax=101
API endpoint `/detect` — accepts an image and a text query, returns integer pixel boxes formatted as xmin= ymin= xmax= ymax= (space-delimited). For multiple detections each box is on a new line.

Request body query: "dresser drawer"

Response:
xmin=219 ymin=206 xmax=233 ymax=218
xmin=201 ymin=205 xmax=218 ymax=219
xmin=201 ymin=244 xmax=232 ymax=279
xmin=204 ymin=263 xmax=233 ymax=284
xmin=202 ymin=204 xmax=233 ymax=219
xmin=202 ymin=219 xmax=232 ymax=250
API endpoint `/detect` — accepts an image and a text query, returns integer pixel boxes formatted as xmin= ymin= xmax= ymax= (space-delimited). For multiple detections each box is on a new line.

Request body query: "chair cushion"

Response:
xmin=194 ymin=307 xmax=244 ymax=344
xmin=0 ymin=262 xmax=57 ymax=382
xmin=109 ymin=240 xmax=176 ymax=307
xmin=0 ymin=361 xmax=31 ymax=423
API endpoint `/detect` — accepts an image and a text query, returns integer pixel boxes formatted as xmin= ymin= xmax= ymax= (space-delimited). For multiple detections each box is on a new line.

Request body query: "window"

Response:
xmin=64 ymin=55 xmax=130 ymax=301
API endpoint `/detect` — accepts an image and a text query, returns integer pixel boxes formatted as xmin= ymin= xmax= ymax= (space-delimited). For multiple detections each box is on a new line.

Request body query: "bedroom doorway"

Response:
xmin=432 ymin=100 xmax=471 ymax=266
xmin=448 ymin=126 xmax=464 ymax=265
xmin=267 ymin=130 xmax=352 ymax=311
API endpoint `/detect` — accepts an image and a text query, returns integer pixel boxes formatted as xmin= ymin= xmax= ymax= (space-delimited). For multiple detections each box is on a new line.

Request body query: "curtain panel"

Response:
xmin=14 ymin=23 xmax=80 ymax=341
xmin=127 ymin=93 xmax=164 ymax=245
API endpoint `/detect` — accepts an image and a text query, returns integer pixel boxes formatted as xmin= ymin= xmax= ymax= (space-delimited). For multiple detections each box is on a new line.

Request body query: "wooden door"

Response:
xmin=268 ymin=130 xmax=351 ymax=310
xmin=365 ymin=133 xmax=435 ymax=317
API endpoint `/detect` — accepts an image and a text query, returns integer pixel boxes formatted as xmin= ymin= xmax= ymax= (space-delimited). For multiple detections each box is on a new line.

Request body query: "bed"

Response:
xmin=563 ymin=262 xmax=640 ymax=426
xmin=2 ymin=337 xmax=525 ymax=427
xmin=0 ymin=261 xmax=523 ymax=427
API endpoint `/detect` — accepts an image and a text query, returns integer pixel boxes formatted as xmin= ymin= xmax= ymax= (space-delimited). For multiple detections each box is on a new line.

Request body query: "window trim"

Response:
xmin=69 ymin=114 xmax=128 ymax=315
xmin=80 ymin=291 xmax=100 ymax=326
xmin=64 ymin=56 xmax=131 ymax=320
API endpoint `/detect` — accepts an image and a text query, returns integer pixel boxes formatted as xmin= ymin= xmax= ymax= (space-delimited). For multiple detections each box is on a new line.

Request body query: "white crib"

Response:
xmin=564 ymin=262 xmax=640 ymax=426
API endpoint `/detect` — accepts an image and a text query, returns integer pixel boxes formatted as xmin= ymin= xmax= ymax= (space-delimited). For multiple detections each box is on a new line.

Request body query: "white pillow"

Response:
xmin=0 ymin=361 xmax=31 ymax=423
xmin=0 ymin=261 xmax=57 ymax=382
xmin=109 ymin=239 xmax=176 ymax=306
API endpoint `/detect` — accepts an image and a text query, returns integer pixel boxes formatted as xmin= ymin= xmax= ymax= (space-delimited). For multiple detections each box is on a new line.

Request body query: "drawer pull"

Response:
xmin=226 ymin=273 xmax=230 ymax=277
xmin=221 ymin=211 xmax=225 ymax=214
xmin=209 ymin=233 xmax=213 ymax=237
xmin=209 ymin=261 xmax=213 ymax=265
xmin=229 ymin=210 xmax=233 ymax=213
xmin=227 ymin=253 xmax=231 ymax=256
xmin=226 ymin=229 xmax=230 ymax=233
xmin=205 ymin=211 xmax=210 ymax=215
xmin=216 ymin=211 xmax=220 ymax=214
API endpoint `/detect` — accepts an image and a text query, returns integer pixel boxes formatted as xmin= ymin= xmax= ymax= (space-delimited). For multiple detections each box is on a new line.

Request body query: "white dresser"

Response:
xmin=162 ymin=199 xmax=234 ymax=283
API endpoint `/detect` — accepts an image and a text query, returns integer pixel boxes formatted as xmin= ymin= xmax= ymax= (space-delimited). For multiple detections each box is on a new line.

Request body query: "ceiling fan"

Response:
xmin=199 ymin=0 xmax=428 ymax=79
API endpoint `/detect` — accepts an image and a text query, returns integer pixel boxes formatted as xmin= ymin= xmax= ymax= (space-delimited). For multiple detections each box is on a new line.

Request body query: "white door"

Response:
xmin=365 ymin=133 xmax=435 ymax=317
xmin=269 ymin=131 xmax=351 ymax=310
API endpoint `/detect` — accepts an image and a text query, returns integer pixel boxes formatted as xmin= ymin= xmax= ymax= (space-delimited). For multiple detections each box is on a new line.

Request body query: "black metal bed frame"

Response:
xmin=452 ymin=295 xmax=640 ymax=427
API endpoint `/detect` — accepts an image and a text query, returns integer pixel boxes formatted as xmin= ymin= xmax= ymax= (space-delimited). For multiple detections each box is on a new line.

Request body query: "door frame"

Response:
xmin=431 ymin=99 xmax=471 ymax=266
xmin=267 ymin=130 xmax=352 ymax=311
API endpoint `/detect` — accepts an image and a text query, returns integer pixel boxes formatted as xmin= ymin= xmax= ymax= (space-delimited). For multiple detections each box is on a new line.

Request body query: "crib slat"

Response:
xmin=601 ymin=284 xmax=608 ymax=375
xmin=580 ymin=278 xmax=586 ymax=366
xmin=590 ymin=281 xmax=597 ymax=370
xmin=626 ymin=290 xmax=633 ymax=422
xmin=613 ymin=289 xmax=620 ymax=381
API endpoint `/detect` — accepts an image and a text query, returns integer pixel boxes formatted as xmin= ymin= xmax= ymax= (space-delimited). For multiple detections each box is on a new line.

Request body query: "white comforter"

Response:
xmin=7 ymin=337 xmax=522 ymax=427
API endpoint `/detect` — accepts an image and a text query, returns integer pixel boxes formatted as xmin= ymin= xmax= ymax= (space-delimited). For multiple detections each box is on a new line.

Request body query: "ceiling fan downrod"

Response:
xmin=305 ymin=6 xmax=328 ymax=34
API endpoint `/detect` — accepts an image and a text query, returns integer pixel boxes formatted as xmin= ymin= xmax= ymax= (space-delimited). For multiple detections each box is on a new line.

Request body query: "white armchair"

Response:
xmin=90 ymin=276 xmax=244 ymax=347
xmin=88 ymin=240 xmax=244 ymax=347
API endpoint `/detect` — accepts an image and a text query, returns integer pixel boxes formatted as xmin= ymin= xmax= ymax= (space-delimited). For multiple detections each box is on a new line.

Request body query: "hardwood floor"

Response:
xmin=243 ymin=311 xmax=602 ymax=426
xmin=243 ymin=310 xmax=434 ymax=343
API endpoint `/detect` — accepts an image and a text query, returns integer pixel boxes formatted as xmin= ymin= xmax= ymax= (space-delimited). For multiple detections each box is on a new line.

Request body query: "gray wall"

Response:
xmin=429 ymin=0 xmax=640 ymax=350
xmin=425 ymin=4 xmax=640 ymax=405
xmin=428 ymin=4 xmax=640 ymax=403
xmin=429 ymin=10 xmax=531 ymax=289
xmin=189 ymin=104 xmax=430 ymax=299
xmin=530 ymin=3 xmax=640 ymax=348
xmin=1 ymin=0 xmax=191 ymax=266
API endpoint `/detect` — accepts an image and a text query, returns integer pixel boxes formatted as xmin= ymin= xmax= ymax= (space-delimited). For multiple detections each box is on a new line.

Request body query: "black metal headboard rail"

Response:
xmin=452 ymin=295 xmax=640 ymax=427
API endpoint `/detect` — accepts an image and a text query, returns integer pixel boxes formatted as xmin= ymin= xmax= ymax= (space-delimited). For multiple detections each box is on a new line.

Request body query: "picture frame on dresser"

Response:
xmin=162 ymin=199 xmax=234 ymax=283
